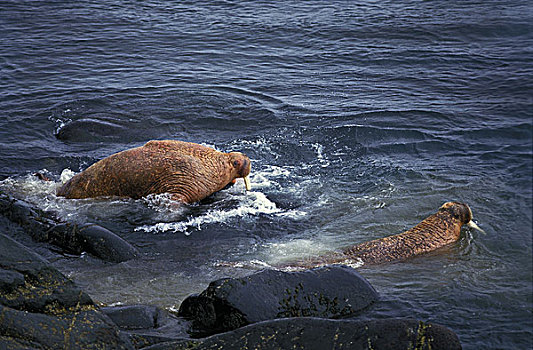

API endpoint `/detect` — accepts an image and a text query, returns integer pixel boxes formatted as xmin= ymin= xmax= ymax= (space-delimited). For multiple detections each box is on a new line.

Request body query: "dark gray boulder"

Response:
xmin=0 ymin=268 xmax=25 ymax=292
xmin=54 ymin=116 xmax=165 ymax=143
xmin=0 ymin=305 xmax=133 ymax=350
xmin=0 ymin=192 xmax=53 ymax=238
xmin=102 ymin=305 xmax=193 ymax=349
xmin=178 ymin=265 xmax=379 ymax=336
xmin=0 ymin=233 xmax=133 ymax=349
xmin=47 ymin=222 xmax=139 ymax=262
xmin=143 ymin=317 xmax=462 ymax=350
xmin=103 ymin=305 xmax=161 ymax=330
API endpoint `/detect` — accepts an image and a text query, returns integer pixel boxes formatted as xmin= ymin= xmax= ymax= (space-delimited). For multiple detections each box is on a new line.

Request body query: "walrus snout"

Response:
xmin=228 ymin=152 xmax=252 ymax=191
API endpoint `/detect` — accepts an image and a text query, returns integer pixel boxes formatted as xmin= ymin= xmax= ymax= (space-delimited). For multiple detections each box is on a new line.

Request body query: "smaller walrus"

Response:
xmin=57 ymin=140 xmax=251 ymax=203
xmin=280 ymin=201 xmax=484 ymax=269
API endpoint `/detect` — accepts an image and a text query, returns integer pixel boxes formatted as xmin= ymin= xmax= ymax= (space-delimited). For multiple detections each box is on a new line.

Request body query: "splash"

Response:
xmin=311 ymin=142 xmax=330 ymax=168
xmin=135 ymin=190 xmax=303 ymax=234
xmin=264 ymin=239 xmax=332 ymax=262
xmin=0 ymin=170 xmax=62 ymax=205
xmin=134 ymin=162 xmax=307 ymax=234
xmin=59 ymin=168 xmax=76 ymax=183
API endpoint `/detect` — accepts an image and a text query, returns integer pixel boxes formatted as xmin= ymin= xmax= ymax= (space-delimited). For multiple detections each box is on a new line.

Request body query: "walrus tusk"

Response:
xmin=244 ymin=176 xmax=251 ymax=191
xmin=466 ymin=220 xmax=485 ymax=234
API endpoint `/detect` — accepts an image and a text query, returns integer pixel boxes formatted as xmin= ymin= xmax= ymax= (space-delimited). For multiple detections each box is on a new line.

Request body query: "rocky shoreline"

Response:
xmin=0 ymin=191 xmax=462 ymax=349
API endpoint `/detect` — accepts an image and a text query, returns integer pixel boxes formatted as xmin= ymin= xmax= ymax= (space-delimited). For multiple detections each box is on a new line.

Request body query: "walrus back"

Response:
xmin=56 ymin=140 xmax=238 ymax=202
xmin=57 ymin=147 xmax=149 ymax=199
xmin=278 ymin=202 xmax=471 ymax=269
xmin=341 ymin=209 xmax=461 ymax=264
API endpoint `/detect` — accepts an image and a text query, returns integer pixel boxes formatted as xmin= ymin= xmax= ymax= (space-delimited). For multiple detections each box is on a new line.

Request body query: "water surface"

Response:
xmin=1 ymin=1 xmax=532 ymax=349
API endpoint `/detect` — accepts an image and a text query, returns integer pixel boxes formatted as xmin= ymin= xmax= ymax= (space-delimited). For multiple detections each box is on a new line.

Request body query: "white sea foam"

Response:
xmin=0 ymin=170 xmax=62 ymax=202
xmin=336 ymin=258 xmax=365 ymax=269
xmin=311 ymin=142 xmax=330 ymax=168
xmin=60 ymin=168 xmax=76 ymax=183
xmin=250 ymin=165 xmax=292 ymax=189
xmin=0 ymin=169 xmax=142 ymax=224
xmin=214 ymin=259 xmax=274 ymax=269
xmin=264 ymin=239 xmax=331 ymax=262
xmin=135 ymin=190 xmax=303 ymax=234
xmin=48 ymin=115 xmax=71 ymax=135
xmin=260 ymin=240 xmax=365 ymax=271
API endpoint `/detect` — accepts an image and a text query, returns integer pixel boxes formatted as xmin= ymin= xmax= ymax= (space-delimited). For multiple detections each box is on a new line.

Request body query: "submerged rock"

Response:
xmin=178 ymin=265 xmax=379 ymax=336
xmin=55 ymin=117 xmax=126 ymax=142
xmin=0 ymin=232 xmax=133 ymax=349
xmin=144 ymin=317 xmax=462 ymax=350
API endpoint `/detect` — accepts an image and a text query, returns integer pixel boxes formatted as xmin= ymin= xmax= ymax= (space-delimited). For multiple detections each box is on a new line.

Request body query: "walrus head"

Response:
xmin=439 ymin=201 xmax=485 ymax=233
xmin=228 ymin=152 xmax=251 ymax=191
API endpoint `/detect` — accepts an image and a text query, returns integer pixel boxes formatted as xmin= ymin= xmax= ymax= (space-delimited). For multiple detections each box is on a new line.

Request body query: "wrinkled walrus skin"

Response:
xmin=57 ymin=140 xmax=251 ymax=204
xmin=281 ymin=202 xmax=479 ymax=268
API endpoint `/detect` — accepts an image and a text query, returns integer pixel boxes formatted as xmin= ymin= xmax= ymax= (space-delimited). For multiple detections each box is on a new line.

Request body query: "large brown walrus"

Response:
xmin=57 ymin=140 xmax=251 ymax=203
xmin=279 ymin=202 xmax=483 ymax=269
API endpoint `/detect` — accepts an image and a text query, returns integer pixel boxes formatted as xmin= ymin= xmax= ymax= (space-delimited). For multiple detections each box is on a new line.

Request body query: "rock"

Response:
xmin=102 ymin=305 xmax=160 ymax=330
xmin=55 ymin=118 xmax=125 ymax=142
xmin=0 ymin=305 xmax=133 ymax=350
xmin=0 ymin=192 xmax=54 ymax=239
xmin=142 ymin=317 xmax=461 ymax=350
xmin=102 ymin=305 xmax=193 ymax=349
xmin=0 ymin=269 xmax=25 ymax=292
xmin=0 ymin=190 xmax=138 ymax=263
xmin=178 ymin=265 xmax=379 ymax=336
xmin=48 ymin=223 xmax=139 ymax=263
xmin=0 ymin=232 xmax=133 ymax=349
xmin=0 ymin=233 xmax=93 ymax=312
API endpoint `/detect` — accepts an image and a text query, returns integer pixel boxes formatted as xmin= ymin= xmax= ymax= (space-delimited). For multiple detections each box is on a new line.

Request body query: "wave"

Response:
xmin=135 ymin=190 xmax=306 ymax=234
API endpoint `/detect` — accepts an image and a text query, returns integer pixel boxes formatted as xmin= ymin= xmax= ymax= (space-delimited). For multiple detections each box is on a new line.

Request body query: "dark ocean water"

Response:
xmin=1 ymin=1 xmax=532 ymax=348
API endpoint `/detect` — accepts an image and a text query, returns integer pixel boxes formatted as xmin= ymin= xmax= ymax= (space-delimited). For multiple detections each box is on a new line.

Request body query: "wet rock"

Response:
xmin=0 ymin=232 xmax=133 ymax=349
xmin=0 ymin=269 xmax=25 ymax=292
xmin=0 ymin=190 xmax=138 ymax=263
xmin=0 ymin=305 xmax=133 ymax=350
xmin=48 ymin=223 xmax=139 ymax=263
xmin=0 ymin=192 xmax=54 ymax=239
xmin=0 ymin=233 xmax=93 ymax=312
xmin=178 ymin=265 xmax=379 ymax=336
xmin=102 ymin=305 xmax=160 ymax=330
xmin=143 ymin=317 xmax=461 ymax=350
xmin=102 ymin=305 xmax=193 ymax=349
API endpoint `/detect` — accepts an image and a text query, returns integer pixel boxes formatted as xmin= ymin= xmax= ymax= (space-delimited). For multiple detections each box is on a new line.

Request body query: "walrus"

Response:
xmin=278 ymin=201 xmax=484 ymax=269
xmin=56 ymin=140 xmax=251 ymax=203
